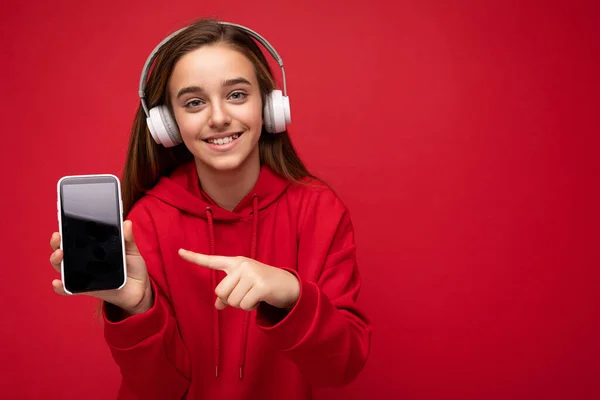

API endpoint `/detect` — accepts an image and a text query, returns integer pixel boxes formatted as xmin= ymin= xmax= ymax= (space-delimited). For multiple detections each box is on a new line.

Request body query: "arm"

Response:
xmin=103 ymin=203 xmax=191 ymax=399
xmin=256 ymin=189 xmax=372 ymax=387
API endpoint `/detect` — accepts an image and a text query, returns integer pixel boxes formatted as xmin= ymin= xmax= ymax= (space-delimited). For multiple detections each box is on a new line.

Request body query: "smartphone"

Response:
xmin=57 ymin=174 xmax=127 ymax=295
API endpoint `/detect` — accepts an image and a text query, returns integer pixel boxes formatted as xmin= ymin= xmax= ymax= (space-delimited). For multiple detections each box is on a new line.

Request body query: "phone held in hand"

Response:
xmin=57 ymin=174 xmax=127 ymax=295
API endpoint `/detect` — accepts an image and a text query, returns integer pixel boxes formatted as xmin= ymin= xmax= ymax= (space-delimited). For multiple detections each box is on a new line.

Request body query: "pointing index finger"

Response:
xmin=178 ymin=249 xmax=231 ymax=272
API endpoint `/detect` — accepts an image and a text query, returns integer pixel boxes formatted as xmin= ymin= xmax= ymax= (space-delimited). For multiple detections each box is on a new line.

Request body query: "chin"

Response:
xmin=196 ymin=153 xmax=255 ymax=173
xmin=208 ymin=158 xmax=246 ymax=172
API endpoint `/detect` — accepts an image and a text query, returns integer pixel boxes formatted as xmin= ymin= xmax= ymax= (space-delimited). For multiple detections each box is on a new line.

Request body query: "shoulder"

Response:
xmin=282 ymin=177 xmax=358 ymax=250
xmin=125 ymin=193 xmax=172 ymax=225
xmin=288 ymin=177 xmax=346 ymax=209
xmin=285 ymin=176 xmax=352 ymax=234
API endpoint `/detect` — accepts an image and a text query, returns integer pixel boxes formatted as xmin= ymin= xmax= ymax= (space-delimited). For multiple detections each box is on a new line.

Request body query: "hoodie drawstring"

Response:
xmin=239 ymin=195 xmax=259 ymax=379
xmin=206 ymin=195 xmax=259 ymax=380
xmin=205 ymin=208 xmax=220 ymax=378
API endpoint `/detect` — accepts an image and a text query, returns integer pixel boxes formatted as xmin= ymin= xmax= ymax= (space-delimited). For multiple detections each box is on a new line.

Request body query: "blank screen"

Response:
xmin=60 ymin=178 xmax=124 ymax=293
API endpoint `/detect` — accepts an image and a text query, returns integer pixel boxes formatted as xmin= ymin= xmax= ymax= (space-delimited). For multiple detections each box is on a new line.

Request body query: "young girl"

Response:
xmin=49 ymin=18 xmax=371 ymax=399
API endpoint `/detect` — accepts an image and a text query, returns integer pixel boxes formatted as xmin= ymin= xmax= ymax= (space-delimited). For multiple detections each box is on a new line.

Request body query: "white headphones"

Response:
xmin=138 ymin=21 xmax=291 ymax=148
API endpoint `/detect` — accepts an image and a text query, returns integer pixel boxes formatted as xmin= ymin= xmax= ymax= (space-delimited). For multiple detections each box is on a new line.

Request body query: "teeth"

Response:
xmin=208 ymin=134 xmax=239 ymax=145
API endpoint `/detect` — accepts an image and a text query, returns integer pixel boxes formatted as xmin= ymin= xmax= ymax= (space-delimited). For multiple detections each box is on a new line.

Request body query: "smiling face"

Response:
xmin=168 ymin=43 xmax=264 ymax=173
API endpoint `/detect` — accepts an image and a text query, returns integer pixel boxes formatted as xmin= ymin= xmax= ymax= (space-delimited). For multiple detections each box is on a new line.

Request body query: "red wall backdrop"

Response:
xmin=1 ymin=0 xmax=599 ymax=398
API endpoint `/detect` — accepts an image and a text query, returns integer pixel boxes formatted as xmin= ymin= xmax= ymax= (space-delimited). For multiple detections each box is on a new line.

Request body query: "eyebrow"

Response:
xmin=176 ymin=77 xmax=252 ymax=99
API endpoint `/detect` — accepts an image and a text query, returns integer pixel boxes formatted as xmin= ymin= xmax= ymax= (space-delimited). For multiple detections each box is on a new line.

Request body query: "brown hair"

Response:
xmin=121 ymin=18 xmax=314 ymax=217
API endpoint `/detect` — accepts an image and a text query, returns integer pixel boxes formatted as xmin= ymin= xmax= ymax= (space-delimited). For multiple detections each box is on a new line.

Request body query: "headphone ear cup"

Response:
xmin=263 ymin=93 xmax=275 ymax=133
xmin=147 ymin=105 xmax=182 ymax=147
xmin=264 ymin=90 xmax=290 ymax=134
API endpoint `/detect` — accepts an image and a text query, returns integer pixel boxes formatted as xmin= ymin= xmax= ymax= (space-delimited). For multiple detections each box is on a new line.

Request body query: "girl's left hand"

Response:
xmin=178 ymin=249 xmax=300 ymax=311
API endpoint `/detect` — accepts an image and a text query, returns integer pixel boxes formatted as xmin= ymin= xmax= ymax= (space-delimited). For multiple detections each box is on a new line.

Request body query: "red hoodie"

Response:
xmin=102 ymin=161 xmax=372 ymax=399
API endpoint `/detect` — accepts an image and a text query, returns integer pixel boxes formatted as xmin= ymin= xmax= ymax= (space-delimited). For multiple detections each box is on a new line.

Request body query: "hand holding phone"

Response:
xmin=49 ymin=221 xmax=152 ymax=315
xmin=51 ymin=174 xmax=152 ymax=315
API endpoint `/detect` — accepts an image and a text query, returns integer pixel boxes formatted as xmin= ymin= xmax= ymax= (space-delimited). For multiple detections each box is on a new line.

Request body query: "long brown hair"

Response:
xmin=122 ymin=18 xmax=313 ymax=216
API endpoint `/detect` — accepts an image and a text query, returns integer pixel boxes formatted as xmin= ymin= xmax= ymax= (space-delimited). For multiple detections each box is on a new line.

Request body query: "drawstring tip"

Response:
xmin=215 ymin=365 xmax=219 ymax=378
xmin=239 ymin=366 xmax=244 ymax=380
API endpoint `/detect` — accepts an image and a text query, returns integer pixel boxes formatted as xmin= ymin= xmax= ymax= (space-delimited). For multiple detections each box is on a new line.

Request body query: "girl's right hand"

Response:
xmin=49 ymin=220 xmax=153 ymax=316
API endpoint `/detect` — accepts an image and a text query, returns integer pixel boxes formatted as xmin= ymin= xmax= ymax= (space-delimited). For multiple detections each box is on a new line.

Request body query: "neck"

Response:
xmin=195 ymin=149 xmax=261 ymax=211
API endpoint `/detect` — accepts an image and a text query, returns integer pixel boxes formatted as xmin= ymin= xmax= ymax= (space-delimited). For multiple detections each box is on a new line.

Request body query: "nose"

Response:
xmin=208 ymin=100 xmax=232 ymax=129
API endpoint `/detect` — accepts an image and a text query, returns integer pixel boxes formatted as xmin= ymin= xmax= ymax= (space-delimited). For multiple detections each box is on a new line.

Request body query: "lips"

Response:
xmin=202 ymin=132 xmax=243 ymax=143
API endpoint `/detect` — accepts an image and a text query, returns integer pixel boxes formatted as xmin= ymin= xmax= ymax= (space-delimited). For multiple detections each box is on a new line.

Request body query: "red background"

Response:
xmin=1 ymin=0 xmax=599 ymax=398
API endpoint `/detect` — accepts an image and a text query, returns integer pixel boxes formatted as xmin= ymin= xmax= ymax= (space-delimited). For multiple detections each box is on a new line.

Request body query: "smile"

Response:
xmin=203 ymin=133 xmax=242 ymax=145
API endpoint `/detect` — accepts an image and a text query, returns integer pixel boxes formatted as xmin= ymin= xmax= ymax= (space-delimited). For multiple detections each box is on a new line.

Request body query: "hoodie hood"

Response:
xmin=145 ymin=161 xmax=291 ymax=221
xmin=144 ymin=160 xmax=292 ymax=379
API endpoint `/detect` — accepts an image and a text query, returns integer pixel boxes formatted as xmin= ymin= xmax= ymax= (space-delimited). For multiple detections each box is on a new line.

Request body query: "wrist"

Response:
xmin=125 ymin=283 xmax=154 ymax=316
xmin=284 ymin=272 xmax=300 ymax=310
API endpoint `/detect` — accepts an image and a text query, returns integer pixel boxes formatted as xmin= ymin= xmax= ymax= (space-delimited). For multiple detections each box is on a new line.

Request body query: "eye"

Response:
xmin=184 ymin=99 xmax=204 ymax=109
xmin=229 ymin=91 xmax=247 ymax=101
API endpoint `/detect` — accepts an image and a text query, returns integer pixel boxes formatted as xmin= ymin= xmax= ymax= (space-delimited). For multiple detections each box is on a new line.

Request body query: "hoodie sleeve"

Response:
xmin=102 ymin=203 xmax=191 ymax=399
xmin=256 ymin=187 xmax=372 ymax=388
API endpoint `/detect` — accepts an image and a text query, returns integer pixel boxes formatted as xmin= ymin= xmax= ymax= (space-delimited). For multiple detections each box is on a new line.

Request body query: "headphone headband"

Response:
xmin=138 ymin=21 xmax=288 ymax=118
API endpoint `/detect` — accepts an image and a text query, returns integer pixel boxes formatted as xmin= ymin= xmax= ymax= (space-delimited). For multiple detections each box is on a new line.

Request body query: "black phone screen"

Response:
xmin=59 ymin=176 xmax=125 ymax=294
